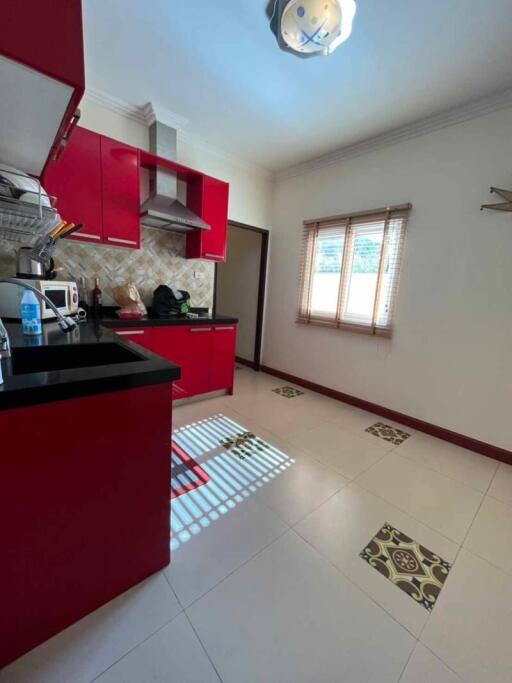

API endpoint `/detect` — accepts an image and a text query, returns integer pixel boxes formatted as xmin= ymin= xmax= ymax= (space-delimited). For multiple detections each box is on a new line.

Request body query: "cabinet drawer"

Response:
xmin=113 ymin=328 xmax=154 ymax=352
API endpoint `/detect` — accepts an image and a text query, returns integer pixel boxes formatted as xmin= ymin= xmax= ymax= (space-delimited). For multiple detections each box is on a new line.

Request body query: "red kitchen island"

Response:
xmin=0 ymin=322 xmax=180 ymax=667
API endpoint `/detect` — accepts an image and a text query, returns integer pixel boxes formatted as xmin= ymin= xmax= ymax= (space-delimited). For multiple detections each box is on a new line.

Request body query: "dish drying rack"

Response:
xmin=0 ymin=168 xmax=61 ymax=243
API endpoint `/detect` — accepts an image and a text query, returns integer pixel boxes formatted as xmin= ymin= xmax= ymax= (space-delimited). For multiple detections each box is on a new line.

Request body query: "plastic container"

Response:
xmin=20 ymin=289 xmax=42 ymax=336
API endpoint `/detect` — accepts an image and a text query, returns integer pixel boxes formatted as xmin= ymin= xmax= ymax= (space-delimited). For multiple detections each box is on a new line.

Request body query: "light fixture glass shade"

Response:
xmin=279 ymin=0 xmax=356 ymax=56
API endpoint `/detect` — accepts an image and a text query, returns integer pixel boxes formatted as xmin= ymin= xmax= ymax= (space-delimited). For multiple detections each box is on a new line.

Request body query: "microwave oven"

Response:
xmin=0 ymin=279 xmax=79 ymax=321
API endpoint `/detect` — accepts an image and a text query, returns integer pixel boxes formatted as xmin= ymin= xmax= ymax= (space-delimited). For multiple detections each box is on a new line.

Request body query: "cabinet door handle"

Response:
xmin=53 ymin=108 xmax=81 ymax=161
xmin=107 ymin=237 xmax=138 ymax=246
xmin=204 ymin=252 xmax=224 ymax=260
xmin=190 ymin=327 xmax=212 ymax=332
xmin=116 ymin=330 xmax=145 ymax=336
xmin=74 ymin=232 xmax=101 ymax=240
xmin=215 ymin=326 xmax=235 ymax=331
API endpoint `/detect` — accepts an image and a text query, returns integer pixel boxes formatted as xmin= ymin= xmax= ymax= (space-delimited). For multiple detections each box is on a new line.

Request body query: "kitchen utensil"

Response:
xmin=16 ymin=247 xmax=46 ymax=279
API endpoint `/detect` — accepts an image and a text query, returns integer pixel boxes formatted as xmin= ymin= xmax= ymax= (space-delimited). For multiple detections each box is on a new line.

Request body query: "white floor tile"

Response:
xmin=295 ymin=483 xmax=458 ymax=635
xmin=254 ymin=443 xmax=349 ymax=525
xmin=231 ymin=394 xmax=325 ymax=441
xmin=422 ymin=550 xmax=512 ymax=683
xmin=165 ymin=493 xmax=288 ymax=607
xmin=94 ymin=614 xmax=220 ymax=683
xmin=488 ymin=462 xmax=512 ymax=506
xmin=464 ymin=496 xmax=512 ymax=574
xmin=0 ymin=573 xmax=181 ymax=683
xmin=187 ymin=531 xmax=415 ymax=683
xmin=398 ymin=433 xmax=498 ymax=492
xmin=288 ymin=421 xmax=387 ymax=479
xmin=399 ymin=643 xmax=462 ymax=682
xmin=355 ymin=453 xmax=483 ymax=542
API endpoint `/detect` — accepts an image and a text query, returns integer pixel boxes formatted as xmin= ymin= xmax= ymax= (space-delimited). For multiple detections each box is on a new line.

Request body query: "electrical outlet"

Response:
xmin=193 ymin=271 xmax=205 ymax=279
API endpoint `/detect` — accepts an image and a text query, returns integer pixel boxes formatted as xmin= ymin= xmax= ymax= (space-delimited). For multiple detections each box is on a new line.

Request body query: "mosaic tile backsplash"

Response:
xmin=0 ymin=227 xmax=215 ymax=308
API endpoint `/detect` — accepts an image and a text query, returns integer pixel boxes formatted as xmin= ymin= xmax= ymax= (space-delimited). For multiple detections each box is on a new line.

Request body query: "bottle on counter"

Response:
xmin=20 ymin=289 xmax=42 ymax=336
xmin=78 ymin=276 xmax=89 ymax=313
xmin=91 ymin=277 xmax=103 ymax=318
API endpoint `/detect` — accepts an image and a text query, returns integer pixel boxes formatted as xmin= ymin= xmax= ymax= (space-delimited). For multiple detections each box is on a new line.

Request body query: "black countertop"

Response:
xmin=0 ymin=321 xmax=181 ymax=411
xmin=100 ymin=313 xmax=238 ymax=328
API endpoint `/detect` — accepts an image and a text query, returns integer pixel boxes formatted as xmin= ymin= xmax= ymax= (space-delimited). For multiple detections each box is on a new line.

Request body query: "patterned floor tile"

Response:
xmin=360 ymin=523 xmax=451 ymax=611
xmin=272 ymin=386 xmax=304 ymax=399
xmin=366 ymin=422 xmax=411 ymax=445
xmin=220 ymin=431 xmax=267 ymax=460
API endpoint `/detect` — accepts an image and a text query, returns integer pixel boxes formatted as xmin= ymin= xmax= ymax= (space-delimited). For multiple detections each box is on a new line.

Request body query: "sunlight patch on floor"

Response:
xmin=171 ymin=414 xmax=295 ymax=550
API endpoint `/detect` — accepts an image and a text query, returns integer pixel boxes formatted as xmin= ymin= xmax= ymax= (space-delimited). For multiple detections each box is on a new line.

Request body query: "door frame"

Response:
xmin=214 ymin=220 xmax=269 ymax=371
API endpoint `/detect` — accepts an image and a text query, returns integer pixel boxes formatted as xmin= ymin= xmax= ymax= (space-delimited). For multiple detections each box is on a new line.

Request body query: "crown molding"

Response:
xmin=140 ymin=102 xmax=189 ymax=131
xmin=82 ymin=88 xmax=272 ymax=179
xmin=277 ymin=87 xmax=512 ymax=180
xmin=83 ymin=87 xmax=148 ymax=125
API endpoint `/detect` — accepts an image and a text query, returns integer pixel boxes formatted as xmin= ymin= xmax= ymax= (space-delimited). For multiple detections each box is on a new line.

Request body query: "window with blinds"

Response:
xmin=297 ymin=204 xmax=411 ymax=337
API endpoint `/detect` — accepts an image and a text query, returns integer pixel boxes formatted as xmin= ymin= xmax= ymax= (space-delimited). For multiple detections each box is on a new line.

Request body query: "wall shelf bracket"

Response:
xmin=481 ymin=187 xmax=512 ymax=212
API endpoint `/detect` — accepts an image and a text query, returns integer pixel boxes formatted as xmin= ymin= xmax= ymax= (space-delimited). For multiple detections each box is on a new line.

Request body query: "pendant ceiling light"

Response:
xmin=269 ymin=0 xmax=356 ymax=58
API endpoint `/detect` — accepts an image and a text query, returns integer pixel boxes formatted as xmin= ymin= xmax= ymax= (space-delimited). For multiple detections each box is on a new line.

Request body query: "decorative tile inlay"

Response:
xmin=360 ymin=523 xmax=451 ymax=612
xmin=0 ymin=226 xmax=214 ymax=308
xmin=272 ymin=386 xmax=304 ymax=399
xmin=366 ymin=422 xmax=411 ymax=445
xmin=220 ymin=431 xmax=267 ymax=460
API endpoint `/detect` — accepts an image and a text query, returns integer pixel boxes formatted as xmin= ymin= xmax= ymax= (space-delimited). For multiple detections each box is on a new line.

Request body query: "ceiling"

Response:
xmin=83 ymin=0 xmax=512 ymax=171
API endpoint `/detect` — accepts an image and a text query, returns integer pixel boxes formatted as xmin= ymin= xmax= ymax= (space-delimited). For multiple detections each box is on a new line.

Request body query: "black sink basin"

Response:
xmin=10 ymin=343 xmax=145 ymax=376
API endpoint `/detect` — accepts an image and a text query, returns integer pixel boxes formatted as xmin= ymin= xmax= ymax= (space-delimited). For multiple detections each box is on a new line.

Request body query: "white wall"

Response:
xmin=216 ymin=226 xmax=262 ymax=361
xmin=264 ymin=107 xmax=512 ymax=450
xmin=79 ymin=98 xmax=272 ymax=230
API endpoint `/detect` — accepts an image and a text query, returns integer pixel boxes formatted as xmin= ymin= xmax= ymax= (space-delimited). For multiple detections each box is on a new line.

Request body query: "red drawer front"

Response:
xmin=113 ymin=328 xmax=154 ymax=352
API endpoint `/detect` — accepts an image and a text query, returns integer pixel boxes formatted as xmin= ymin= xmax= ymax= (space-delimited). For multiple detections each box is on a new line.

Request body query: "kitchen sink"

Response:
xmin=10 ymin=343 xmax=145 ymax=375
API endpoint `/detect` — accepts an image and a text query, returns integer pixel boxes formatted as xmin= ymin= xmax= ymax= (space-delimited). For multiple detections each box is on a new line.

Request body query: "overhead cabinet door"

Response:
xmin=43 ymin=127 xmax=103 ymax=243
xmin=101 ymin=136 xmax=140 ymax=249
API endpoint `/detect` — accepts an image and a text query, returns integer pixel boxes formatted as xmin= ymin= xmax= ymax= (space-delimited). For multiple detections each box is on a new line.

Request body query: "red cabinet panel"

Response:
xmin=1 ymin=1 xmax=85 ymax=176
xmin=2 ymin=0 xmax=84 ymax=89
xmin=101 ymin=136 xmax=141 ymax=249
xmin=43 ymin=127 xmax=103 ymax=243
xmin=43 ymin=127 xmax=141 ymax=249
xmin=112 ymin=328 xmax=154 ymax=352
xmin=0 ymin=384 xmax=171 ymax=667
xmin=210 ymin=325 xmax=237 ymax=393
xmin=186 ymin=176 xmax=229 ymax=262
xmin=152 ymin=327 xmax=193 ymax=399
xmin=185 ymin=326 xmax=215 ymax=396
xmin=152 ymin=324 xmax=236 ymax=399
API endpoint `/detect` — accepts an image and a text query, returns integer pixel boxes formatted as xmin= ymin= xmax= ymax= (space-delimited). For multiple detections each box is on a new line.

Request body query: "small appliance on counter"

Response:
xmin=0 ymin=279 xmax=79 ymax=321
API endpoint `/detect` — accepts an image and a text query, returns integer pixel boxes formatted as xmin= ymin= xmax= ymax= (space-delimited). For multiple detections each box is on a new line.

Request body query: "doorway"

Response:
xmin=214 ymin=221 xmax=269 ymax=370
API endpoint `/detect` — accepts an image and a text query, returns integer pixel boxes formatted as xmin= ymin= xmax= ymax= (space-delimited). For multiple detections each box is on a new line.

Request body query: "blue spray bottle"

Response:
xmin=20 ymin=289 xmax=42 ymax=336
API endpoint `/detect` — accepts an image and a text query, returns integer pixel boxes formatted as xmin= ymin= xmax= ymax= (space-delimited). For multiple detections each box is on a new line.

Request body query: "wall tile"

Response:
xmin=0 ymin=227 xmax=214 ymax=308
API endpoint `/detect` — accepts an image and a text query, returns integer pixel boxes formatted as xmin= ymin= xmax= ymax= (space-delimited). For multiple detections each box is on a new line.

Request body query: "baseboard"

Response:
xmin=261 ymin=364 xmax=511 ymax=465
xmin=236 ymin=356 xmax=257 ymax=370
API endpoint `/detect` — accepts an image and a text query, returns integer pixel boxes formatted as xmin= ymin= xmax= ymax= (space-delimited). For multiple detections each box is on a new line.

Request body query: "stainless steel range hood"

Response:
xmin=140 ymin=121 xmax=210 ymax=232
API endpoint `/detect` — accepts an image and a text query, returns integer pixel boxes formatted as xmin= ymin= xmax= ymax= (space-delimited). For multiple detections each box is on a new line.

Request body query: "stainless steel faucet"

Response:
xmin=0 ymin=278 xmax=77 ymax=361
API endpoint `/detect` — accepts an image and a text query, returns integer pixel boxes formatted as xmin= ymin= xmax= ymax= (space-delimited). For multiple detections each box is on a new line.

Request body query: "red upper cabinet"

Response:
xmin=43 ymin=127 xmax=141 ymax=249
xmin=186 ymin=176 xmax=229 ymax=262
xmin=0 ymin=0 xmax=84 ymax=176
xmin=101 ymin=136 xmax=141 ymax=249
xmin=43 ymin=127 xmax=103 ymax=243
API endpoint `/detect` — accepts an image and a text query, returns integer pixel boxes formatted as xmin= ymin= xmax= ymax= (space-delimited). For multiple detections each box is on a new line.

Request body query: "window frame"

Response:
xmin=296 ymin=203 xmax=411 ymax=338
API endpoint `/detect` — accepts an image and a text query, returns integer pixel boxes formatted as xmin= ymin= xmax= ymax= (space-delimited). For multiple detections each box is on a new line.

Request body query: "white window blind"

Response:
xmin=297 ymin=204 xmax=410 ymax=337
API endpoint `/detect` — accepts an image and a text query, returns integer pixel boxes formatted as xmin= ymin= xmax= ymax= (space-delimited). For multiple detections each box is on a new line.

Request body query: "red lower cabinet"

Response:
xmin=210 ymin=325 xmax=237 ymax=392
xmin=0 ymin=384 xmax=172 ymax=667
xmin=152 ymin=324 xmax=236 ymax=398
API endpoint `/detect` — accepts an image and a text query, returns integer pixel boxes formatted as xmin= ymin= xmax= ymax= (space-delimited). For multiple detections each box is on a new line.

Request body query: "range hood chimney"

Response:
xmin=140 ymin=121 xmax=210 ymax=232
